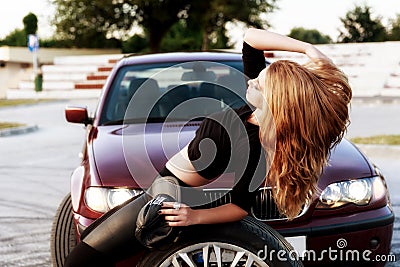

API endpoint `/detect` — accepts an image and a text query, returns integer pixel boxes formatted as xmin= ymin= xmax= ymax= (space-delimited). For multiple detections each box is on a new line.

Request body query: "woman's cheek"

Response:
xmin=247 ymin=90 xmax=264 ymax=109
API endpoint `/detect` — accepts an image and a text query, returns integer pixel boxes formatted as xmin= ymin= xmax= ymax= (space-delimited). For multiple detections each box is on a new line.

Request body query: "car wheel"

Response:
xmin=137 ymin=216 xmax=303 ymax=267
xmin=50 ymin=193 xmax=76 ymax=267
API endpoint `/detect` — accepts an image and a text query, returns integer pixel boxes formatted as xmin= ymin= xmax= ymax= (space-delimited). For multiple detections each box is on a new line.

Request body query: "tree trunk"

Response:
xmin=149 ymin=29 xmax=165 ymax=53
xmin=201 ymin=30 xmax=209 ymax=51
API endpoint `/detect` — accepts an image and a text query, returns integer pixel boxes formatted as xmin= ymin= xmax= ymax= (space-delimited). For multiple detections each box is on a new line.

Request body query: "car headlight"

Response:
xmin=317 ymin=177 xmax=382 ymax=208
xmin=85 ymin=187 xmax=143 ymax=213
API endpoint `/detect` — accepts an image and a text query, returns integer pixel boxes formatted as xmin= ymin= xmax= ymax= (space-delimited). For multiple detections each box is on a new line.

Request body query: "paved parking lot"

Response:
xmin=0 ymin=98 xmax=398 ymax=266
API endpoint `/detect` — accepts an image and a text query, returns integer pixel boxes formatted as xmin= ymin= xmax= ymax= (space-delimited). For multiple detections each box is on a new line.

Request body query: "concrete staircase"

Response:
xmin=266 ymin=41 xmax=400 ymax=97
xmin=6 ymin=41 xmax=400 ymax=99
xmin=384 ymin=65 xmax=400 ymax=89
xmin=14 ymin=54 xmax=122 ymax=98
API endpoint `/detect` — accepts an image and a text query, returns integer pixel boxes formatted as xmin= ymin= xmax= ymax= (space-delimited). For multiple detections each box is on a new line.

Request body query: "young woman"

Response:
xmin=64 ymin=28 xmax=352 ymax=266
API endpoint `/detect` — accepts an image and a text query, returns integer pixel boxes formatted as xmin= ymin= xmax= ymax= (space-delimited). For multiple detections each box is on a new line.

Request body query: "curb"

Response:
xmin=354 ymin=144 xmax=400 ymax=158
xmin=0 ymin=125 xmax=39 ymax=137
xmin=6 ymin=89 xmax=101 ymax=100
xmin=351 ymin=96 xmax=400 ymax=105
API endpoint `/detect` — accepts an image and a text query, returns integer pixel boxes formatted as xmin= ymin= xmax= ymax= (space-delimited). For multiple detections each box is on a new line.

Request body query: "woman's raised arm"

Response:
xmin=243 ymin=28 xmax=330 ymax=61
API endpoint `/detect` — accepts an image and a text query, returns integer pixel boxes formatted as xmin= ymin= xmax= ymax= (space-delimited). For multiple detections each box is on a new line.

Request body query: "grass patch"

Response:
xmin=0 ymin=122 xmax=25 ymax=130
xmin=0 ymin=99 xmax=52 ymax=108
xmin=350 ymin=135 xmax=400 ymax=145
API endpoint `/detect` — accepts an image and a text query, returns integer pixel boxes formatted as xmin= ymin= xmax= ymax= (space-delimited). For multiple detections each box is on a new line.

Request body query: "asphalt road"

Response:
xmin=0 ymin=99 xmax=398 ymax=266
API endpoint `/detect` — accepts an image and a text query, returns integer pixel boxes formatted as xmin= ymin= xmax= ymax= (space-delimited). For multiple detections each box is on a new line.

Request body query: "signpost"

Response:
xmin=28 ymin=34 xmax=39 ymax=75
xmin=28 ymin=34 xmax=42 ymax=91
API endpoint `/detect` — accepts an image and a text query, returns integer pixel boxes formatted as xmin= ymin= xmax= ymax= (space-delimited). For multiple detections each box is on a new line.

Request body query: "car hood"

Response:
xmin=92 ymin=123 xmax=199 ymax=188
xmin=92 ymin=124 xmax=373 ymax=189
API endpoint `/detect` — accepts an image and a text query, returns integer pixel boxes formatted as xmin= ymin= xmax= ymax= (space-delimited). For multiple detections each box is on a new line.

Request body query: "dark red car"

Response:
xmin=51 ymin=52 xmax=394 ymax=267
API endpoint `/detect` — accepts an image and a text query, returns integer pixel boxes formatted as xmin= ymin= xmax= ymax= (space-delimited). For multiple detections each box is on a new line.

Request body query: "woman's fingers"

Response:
xmin=164 ymin=215 xmax=180 ymax=221
xmin=159 ymin=202 xmax=187 ymax=217
xmin=162 ymin=202 xmax=187 ymax=209
xmin=159 ymin=208 xmax=180 ymax=215
xmin=159 ymin=202 xmax=194 ymax=226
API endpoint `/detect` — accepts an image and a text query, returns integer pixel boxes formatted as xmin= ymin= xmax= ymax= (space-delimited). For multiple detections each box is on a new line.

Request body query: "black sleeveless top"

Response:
xmin=185 ymin=42 xmax=267 ymax=211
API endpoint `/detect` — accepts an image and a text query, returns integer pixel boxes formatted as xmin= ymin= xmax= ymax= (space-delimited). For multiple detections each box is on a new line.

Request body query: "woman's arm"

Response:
xmin=160 ymin=202 xmax=248 ymax=226
xmin=165 ymin=145 xmax=210 ymax=187
xmin=244 ymin=28 xmax=330 ymax=61
xmin=164 ymin=147 xmax=248 ymax=226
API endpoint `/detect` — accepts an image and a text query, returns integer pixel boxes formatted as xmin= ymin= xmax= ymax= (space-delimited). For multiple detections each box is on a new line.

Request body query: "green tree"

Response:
xmin=187 ymin=0 xmax=277 ymax=50
xmin=160 ymin=19 xmax=202 ymax=52
xmin=52 ymin=0 xmax=188 ymax=50
xmin=122 ymin=34 xmax=149 ymax=53
xmin=51 ymin=0 xmax=132 ymax=48
xmin=0 ymin=13 xmax=38 ymax=46
xmin=51 ymin=0 xmax=277 ymax=52
xmin=126 ymin=0 xmax=190 ymax=52
xmin=23 ymin=13 xmax=38 ymax=35
xmin=160 ymin=18 xmax=232 ymax=52
xmin=0 ymin=29 xmax=26 ymax=46
xmin=288 ymin=27 xmax=332 ymax=44
xmin=338 ymin=4 xmax=387 ymax=43
xmin=388 ymin=14 xmax=400 ymax=41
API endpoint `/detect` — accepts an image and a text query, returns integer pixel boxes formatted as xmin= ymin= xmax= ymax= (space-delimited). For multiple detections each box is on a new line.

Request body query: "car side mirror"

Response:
xmin=65 ymin=106 xmax=92 ymax=125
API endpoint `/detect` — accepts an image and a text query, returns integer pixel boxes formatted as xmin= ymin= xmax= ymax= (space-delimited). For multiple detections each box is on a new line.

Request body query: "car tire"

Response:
xmin=50 ymin=193 xmax=76 ymax=267
xmin=137 ymin=216 xmax=303 ymax=267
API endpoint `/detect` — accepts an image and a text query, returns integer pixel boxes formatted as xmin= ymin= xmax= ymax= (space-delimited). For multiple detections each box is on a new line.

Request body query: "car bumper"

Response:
xmin=74 ymin=205 xmax=394 ymax=266
xmin=278 ymin=205 xmax=394 ymax=266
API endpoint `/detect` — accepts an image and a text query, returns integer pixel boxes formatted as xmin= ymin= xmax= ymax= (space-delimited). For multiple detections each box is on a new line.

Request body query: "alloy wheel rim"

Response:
xmin=159 ymin=242 xmax=269 ymax=267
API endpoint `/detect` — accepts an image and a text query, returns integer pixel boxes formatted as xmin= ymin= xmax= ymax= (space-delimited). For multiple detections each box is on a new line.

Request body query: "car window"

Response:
xmin=99 ymin=61 xmax=247 ymax=125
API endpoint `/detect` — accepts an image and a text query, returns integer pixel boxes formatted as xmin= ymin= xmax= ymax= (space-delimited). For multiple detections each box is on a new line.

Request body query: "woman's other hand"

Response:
xmin=160 ymin=202 xmax=200 ymax=226
xmin=160 ymin=202 xmax=248 ymax=226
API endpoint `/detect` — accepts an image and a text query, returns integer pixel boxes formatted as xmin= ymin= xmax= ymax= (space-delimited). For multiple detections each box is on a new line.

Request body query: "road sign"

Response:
xmin=28 ymin=34 xmax=39 ymax=52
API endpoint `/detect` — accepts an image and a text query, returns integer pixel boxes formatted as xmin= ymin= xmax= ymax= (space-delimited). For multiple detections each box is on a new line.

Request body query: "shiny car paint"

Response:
xmin=66 ymin=52 xmax=394 ymax=266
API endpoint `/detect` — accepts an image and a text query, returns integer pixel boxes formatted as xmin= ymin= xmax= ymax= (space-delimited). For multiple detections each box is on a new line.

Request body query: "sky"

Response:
xmin=1 ymin=0 xmax=400 ymax=42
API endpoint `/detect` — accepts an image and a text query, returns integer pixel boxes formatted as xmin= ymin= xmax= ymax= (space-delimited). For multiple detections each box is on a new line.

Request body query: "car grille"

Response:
xmin=202 ymin=188 xmax=287 ymax=221
xmin=251 ymin=187 xmax=286 ymax=220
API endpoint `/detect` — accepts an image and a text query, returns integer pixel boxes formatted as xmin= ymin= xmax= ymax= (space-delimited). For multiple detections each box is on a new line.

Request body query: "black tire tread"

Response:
xmin=50 ymin=194 xmax=76 ymax=267
xmin=240 ymin=216 xmax=304 ymax=267
xmin=138 ymin=216 xmax=303 ymax=267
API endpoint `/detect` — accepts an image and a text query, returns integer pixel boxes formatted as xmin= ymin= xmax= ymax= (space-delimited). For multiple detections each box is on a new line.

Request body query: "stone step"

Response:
xmin=43 ymin=81 xmax=75 ymax=90
xmin=74 ymin=84 xmax=104 ymax=90
xmin=42 ymin=71 xmax=110 ymax=82
xmin=384 ymin=76 xmax=400 ymax=89
xmin=74 ymin=80 xmax=105 ymax=90
xmin=43 ymin=73 xmax=88 ymax=82
xmin=108 ymin=58 xmax=120 ymax=64
xmin=6 ymin=88 xmax=102 ymax=99
xmin=87 ymin=73 xmax=110 ymax=81
xmin=19 ymin=80 xmax=75 ymax=90
xmin=18 ymin=81 xmax=35 ymax=90
xmin=41 ymin=64 xmax=100 ymax=73
xmin=41 ymin=64 xmax=115 ymax=73
xmin=53 ymin=54 xmax=123 ymax=65
xmin=97 ymin=66 xmax=114 ymax=72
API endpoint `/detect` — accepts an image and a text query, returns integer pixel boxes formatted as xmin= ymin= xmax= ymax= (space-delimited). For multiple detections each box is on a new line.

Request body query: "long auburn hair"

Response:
xmin=258 ymin=59 xmax=352 ymax=220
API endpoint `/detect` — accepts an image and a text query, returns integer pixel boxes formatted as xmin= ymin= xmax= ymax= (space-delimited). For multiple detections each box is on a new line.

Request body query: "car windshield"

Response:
xmin=99 ymin=60 xmax=248 ymax=125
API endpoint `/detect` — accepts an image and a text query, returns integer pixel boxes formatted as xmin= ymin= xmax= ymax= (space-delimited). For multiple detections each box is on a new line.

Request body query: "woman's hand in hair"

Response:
xmin=305 ymin=44 xmax=332 ymax=63
xmin=243 ymin=28 xmax=332 ymax=64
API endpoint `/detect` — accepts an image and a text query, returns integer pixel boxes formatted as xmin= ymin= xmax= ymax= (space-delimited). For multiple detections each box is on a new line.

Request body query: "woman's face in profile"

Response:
xmin=246 ymin=67 xmax=267 ymax=109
